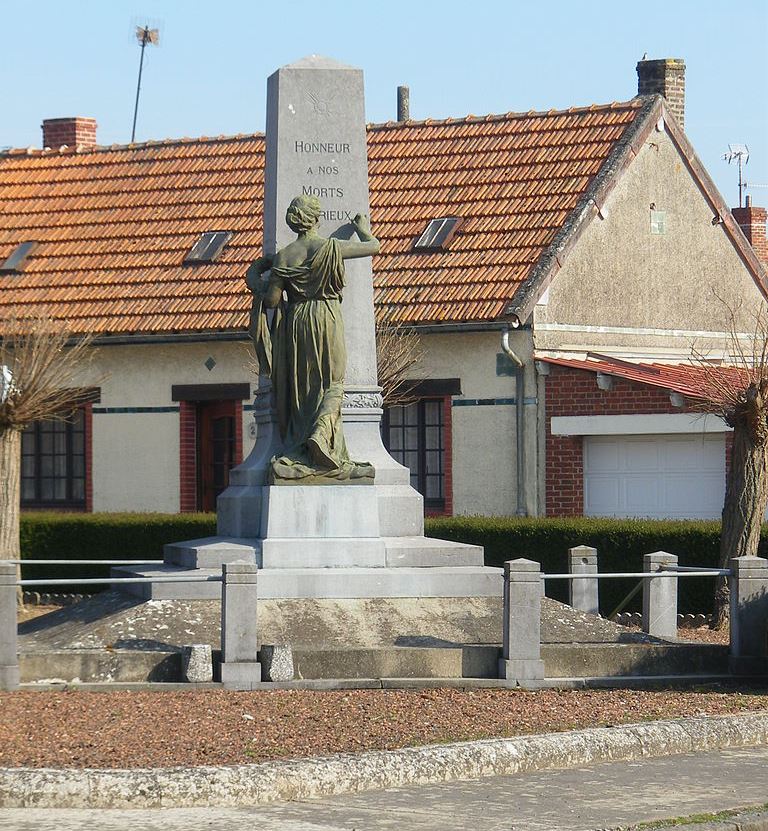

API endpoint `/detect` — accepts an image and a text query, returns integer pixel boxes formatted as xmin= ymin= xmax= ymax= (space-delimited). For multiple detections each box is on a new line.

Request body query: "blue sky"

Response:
xmin=3 ymin=0 xmax=767 ymax=206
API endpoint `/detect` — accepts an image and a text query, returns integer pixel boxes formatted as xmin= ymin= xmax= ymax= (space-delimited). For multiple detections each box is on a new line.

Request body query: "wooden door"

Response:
xmin=198 ymin=400 xmax=237 ymax=512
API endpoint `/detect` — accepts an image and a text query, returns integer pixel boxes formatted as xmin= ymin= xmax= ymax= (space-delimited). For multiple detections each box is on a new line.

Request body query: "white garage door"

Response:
xmin=583 ymin=434 xmax=725 ymax=519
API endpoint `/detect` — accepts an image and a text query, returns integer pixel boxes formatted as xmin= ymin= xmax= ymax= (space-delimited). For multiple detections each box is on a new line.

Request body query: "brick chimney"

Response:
xmin=41 ymin=117 xmax=98 ymax=150
xmin=636 ymin=58 xmax=686 ymax=130
xmin=733 ymin=195 xmax=768 ymax=265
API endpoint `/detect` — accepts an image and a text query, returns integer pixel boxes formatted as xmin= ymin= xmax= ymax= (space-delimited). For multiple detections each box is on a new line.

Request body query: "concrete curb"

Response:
xmin=1 ymin=711 xmax=767 ymax=809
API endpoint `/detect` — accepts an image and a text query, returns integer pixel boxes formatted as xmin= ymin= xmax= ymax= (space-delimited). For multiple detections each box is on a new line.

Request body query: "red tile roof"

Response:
xmin=0 ymin=100 xmax=649 ymax=336
xmin=539 ymin=355 xmax=745 ymax=399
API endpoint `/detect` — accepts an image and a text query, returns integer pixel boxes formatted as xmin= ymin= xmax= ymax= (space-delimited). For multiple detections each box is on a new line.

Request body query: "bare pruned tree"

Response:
xmin=0 ymin=318 xmax=97 ymax=596
xmin=375 ymin=321 xmax=423 ymax=408
xmin=690 ymin=299 xmax=768 ymax=628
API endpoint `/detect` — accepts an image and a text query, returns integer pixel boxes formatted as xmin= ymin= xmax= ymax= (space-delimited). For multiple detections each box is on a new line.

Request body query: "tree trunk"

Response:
xmin=0 ymin=427 xmax=22 ymax=604
xmin=715 ymin=418 xmax=768 ymax=627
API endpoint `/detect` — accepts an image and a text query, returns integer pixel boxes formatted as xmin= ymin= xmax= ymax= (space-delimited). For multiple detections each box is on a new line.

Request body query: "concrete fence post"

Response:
xmin=642 ymin=551 xmax=678 ymax=639
xmin=498 ymin=558 xmax=544 ymax=684
xmin=0 ymin=563 xmax=19 ymax=691
xmin=568 ymin=545 xmax=599 ymax=615
xmin=220 ymin=561 xmax=261 ymax=690
xmin=729 ymin=556 xmax=768 ymax=676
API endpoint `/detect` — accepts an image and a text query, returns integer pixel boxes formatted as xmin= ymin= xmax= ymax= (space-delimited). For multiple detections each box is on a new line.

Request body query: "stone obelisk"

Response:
xmin=219 ymin=55 xmax=423 ymax=539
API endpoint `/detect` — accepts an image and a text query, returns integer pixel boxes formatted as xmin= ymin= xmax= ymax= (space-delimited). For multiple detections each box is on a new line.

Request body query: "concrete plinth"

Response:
xmin=114 ymin=565 xmax=503 ymax=601
xmin=729 ymin=556 xmax=768 ymax=676
xmin=568 ymin=546 xmax=599 ymax=615
xmin=642 ymin=552 xmax=678 ymax=639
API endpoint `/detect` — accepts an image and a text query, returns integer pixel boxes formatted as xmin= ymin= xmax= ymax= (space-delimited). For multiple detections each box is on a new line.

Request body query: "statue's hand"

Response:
xmin=245 ymin=256 xmax=272 ymax=291
xmin=352 ymin=213 xmax=371 ymax=235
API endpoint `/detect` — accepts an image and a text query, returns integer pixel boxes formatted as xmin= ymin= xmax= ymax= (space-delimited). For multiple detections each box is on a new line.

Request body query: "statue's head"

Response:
xmin=286 ymin=195 xmax=322 ymax=233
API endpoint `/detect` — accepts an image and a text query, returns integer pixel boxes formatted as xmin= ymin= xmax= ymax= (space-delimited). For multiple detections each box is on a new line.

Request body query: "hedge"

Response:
xmin=16 ymin=512 xmax=759 ymax=614
xmin=19 ymin=512 xmax=216 ymax=590
xmin=425 ymin=515 xmax=744 ymax=614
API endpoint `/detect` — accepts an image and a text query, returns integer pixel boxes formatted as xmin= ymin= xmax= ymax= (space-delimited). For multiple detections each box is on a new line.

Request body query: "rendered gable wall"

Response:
xmin=533 ymin=123 xmax=765 ymax=356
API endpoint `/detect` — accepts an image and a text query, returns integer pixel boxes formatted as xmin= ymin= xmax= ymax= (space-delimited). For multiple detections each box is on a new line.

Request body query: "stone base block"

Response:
xmin=220 ymin=661 xmax=262 ymax=690
xmin=165 ymin=536 xmax=387 ymax=569
xmin=384 ymin=537 xmax=483 ymax=568
xmin=260 ymin=645 xmax=294 ymax=681
xmin=216 ymin=487 xmax=263 ymax=539
xmin=165 ymin=538 xmax=260 ymax=569
xmin=0 ymin=665 xmax=19 ymax=691
xmin=181 ymin=644 xmax=213 ymax=683
xmin=498 ymin=658 xmax=545 ymax=682
xmin=261 ymin=538 xmax=386 ymax=568
xmin=261 ymin=486 xmax=381 ymax=538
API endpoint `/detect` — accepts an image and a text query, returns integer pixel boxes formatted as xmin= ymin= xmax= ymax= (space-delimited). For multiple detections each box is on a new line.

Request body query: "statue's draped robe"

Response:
xmin=249 ymin=238 xmax=374 ymax=482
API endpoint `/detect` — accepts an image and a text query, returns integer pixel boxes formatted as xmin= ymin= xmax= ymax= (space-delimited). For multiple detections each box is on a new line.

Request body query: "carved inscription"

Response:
xmin=294 ymin=138 xmax=354 ymax=222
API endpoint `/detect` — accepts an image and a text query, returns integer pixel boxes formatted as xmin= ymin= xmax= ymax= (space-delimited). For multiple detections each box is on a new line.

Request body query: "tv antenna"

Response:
xmin=131 ymin=22 xmax=160 ymax=143
xmin=723 ymin=143 xmax=749 ymax=207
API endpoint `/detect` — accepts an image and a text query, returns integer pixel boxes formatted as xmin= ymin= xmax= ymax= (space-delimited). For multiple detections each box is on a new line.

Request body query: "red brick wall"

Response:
xmin=732 ymin=201 xmax=768 ymax=265
xmin=545 ymin=364 xmax=688 ymax=516
xmin=179 ymin=401 xmax=197 ymax=512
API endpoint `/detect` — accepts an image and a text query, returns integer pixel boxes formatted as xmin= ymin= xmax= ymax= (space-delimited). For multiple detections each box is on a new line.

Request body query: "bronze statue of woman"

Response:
xmin=246 ymin=195 xmax=379 ymax=483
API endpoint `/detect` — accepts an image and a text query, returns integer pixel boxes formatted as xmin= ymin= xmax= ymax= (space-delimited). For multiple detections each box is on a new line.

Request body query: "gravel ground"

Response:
xmin=1 ymin=687 xmax=767 ymax=769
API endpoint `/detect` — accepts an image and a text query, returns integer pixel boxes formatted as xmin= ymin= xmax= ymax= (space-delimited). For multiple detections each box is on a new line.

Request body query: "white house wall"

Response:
xmin=415 ymin=329 xmax=537 ymax=516
xmin=81 ymin=341 xmax=256 ymax=513
xmin=73 ymin=329 xmax=538 ymax=517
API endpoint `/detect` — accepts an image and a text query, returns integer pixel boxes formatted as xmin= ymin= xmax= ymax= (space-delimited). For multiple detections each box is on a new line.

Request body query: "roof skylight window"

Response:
xmin=183 ymin=231 xmax=232 ymax=265
xmin=0 ymin=241 xmax=38 ymax=273
xmin=413 ymin=217 xmax=461 ymax=251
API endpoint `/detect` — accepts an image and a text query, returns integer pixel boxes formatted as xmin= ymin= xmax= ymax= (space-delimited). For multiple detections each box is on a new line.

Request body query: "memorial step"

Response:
xmin=164 ymin=535 xmax=483 ymax=570
xmin=112 ymin=564 xmax=503 ymax=601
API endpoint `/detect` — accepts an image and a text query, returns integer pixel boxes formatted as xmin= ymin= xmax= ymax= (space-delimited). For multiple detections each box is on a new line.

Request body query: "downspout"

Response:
xmin=501 ymin=324 xmax=527 ymax=516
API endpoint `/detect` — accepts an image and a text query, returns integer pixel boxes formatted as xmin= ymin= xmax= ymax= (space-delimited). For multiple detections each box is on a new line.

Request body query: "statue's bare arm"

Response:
xmin=338 ymin=214 xmax=380 ymax=260
xmin=246 ymin=255 xmax=283 ymax=309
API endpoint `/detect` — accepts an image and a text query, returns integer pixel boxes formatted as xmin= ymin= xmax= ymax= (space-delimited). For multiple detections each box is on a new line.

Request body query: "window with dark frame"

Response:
xmin=0 ymin=241 xmax=38 ymax=273
xmin=21 ymin=408 xmax=86 ymax=507
xmin=382 ymin=398 xmax=446 ymax=511
xmin=183 ymin=231 xmax=232 ymax=264
xmin=413 ymin=217 xmax=460 ymax=251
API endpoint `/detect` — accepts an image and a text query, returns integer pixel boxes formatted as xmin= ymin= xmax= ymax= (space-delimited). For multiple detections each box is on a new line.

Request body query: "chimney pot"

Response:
xmin=636 ymin=58 xmax=686 ymax=130
xmin=397 ymin=85 xmax=410 ymax=122
xmin=42 ymin=117 xmax=98 ymax=150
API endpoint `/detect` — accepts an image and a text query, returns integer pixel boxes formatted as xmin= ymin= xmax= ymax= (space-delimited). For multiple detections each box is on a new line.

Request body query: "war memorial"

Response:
xmin=104 ymin=55 xmax=508 ymax=686
xmin=9 ymin=57 xmax=768 ymax=692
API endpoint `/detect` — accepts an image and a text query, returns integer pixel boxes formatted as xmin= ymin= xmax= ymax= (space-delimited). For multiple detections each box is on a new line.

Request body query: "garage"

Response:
xmin=583 ymin=433 xmax=726 ymax=519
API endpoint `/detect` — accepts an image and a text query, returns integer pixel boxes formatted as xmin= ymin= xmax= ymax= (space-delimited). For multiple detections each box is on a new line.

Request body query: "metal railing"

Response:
xmin=9 ymin=559 xmax=222 ymax=588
